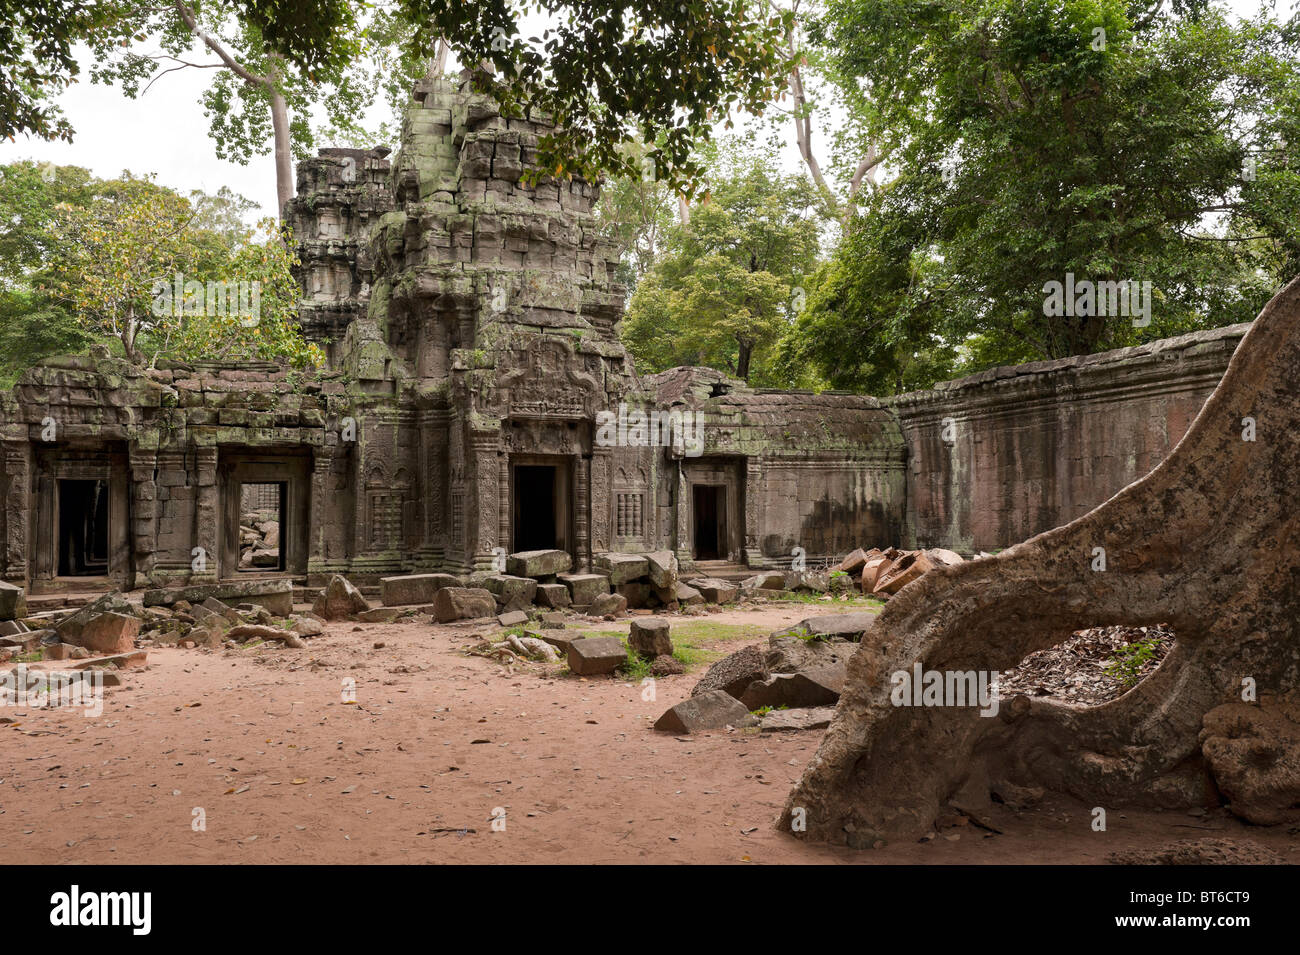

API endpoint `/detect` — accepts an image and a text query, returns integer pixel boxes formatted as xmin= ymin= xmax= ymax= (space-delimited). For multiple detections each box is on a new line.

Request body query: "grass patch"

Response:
xmin=767 ymin=591 xmax=884 ymax=609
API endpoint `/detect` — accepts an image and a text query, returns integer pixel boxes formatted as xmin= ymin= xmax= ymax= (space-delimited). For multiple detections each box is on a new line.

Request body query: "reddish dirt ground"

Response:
xmin=3 ymin=603 xmax=1297 ymax=864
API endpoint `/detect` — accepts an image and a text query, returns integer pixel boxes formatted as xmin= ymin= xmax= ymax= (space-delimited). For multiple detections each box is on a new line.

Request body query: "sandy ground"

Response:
xmin=3 ymin=602 xmax=1297 ymax=864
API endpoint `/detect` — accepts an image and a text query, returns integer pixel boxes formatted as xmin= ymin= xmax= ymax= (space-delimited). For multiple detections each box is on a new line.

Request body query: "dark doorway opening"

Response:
xmin=58 ymin=479 xmax=110 ymax=576
xmin=693 ymin=484 xmax=726 ymax=560
xmin=238 ymin=482 xmax=286 ymax=572
xmin=513 ymin=465 xmax=557 ymax=552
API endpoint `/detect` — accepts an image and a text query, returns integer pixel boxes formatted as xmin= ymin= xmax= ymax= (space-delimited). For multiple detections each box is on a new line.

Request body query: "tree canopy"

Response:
xmin=779 ymin=0 xmax=1300 ymax=390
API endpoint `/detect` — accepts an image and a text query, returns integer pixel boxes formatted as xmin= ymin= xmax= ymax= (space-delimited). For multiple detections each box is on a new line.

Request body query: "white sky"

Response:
xmin=0 ymin=0 xmax=1282 ymax=220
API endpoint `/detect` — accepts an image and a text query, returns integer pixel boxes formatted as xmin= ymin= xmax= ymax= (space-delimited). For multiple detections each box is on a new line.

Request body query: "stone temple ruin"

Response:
xmin=0 ymin=76 xmax=1250 ymax=602
xmin=3 ymin=69 xmax=1297 ymax=852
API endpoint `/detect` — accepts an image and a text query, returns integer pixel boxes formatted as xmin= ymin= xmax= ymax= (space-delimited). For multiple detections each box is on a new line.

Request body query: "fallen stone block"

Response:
xmin=594 ymin=553 xmax=649 ymax=585
xmin=72 ymin=650 xmax=148 ymax=669
xmin=835 ymin=548 xmax=874 ymax=576
xmin=644 ymin=550 xmax=679 ymax=589
xmin=0 ymin=580 xmax=27 ymax=621
xmin=0 ymin=619 xmax=29 ymax=636
xmin=786 ymin=570 xmax=830 ymax=593
xmin=781 ymin=611 xmax=878 ymax=643
xmin=873 ymin=551 xmax=937 ymax=596
xmin=740 ymin=663 xmax=846 ymax=710
xmin=674 ymin=582 xmax=705 ymax=607
xmin=629 ymin=617 xmax=673 ymax=658
xmin=534 ymin=583 xmax=571 ymax=609
xmin=861 ymin=555 xmax=891 ymax=592
xmin=288 ymin=614 xmax=324 ymax=637
xmin=616 ymin=581 xmax=654 ymax=609
xmin=356 ymin=608 xmax=400 ymax=624
xmin=535 ymin=629 xmax=583 ymax=654
xmin=690 ymin=578 xmax=738 ymax=604
xmin=566 ymin=636 xmax=626 ymax=675
xmin=432 ymin=587 xmax=497 ymax=623
xmin=497 ymin=610 xmax=529 ymax=627
xmin=75 ymin=612 xmax=141 ymax=655
xmin=558 ymin=573 xmax=609 ymax=606
xmin=506 ymin=549 xmax=572 ymax=578
xmin=483 ymin=575 xmax=538 ymax=607
xmin=313 ymin=574 xmax=371 ymax=620
xmin=761 ymin=706 xmax=836 ymax=732
xmin=654 ymin=689 xmax=753 ymax=733
xmin=54 ymin=592 xmax=134 ymax=643
xmin=588 ymin=592 xmax=627 ymax=617
xmin=143 ymin=579 xmax=293 ymax=615
xmin=380 ymin=573 xmax=462 ymax=606
xmin=692 ymin=645 xmax=769 ymax=699
xmin=742 ymin=572 xmax=787 ymax=591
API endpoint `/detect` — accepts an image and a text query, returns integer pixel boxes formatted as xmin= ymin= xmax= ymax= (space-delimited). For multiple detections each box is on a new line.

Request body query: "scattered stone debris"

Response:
xmin=654 ymin=689 xmax=754 ymax=733
xmin=313 ymin=574 xmax=371 ymax=620
xmin=566 ymin=636 xmax=626 ymax=676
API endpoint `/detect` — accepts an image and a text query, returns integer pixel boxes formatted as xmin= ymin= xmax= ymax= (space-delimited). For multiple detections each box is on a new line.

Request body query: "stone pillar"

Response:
xmin=468 ymin=430 xmax=500 ymax=571
xmin=129 ymin=449 xmax=158 ymax=589
xmin=743 ymin=454 xmax=762 ymax=567
xmin=575 ymin=453 xmax=591 ymax=570
xmin=192 ymin=446 xmax=219 ymax=584
xmin=2 ymin=440 xmax=31 ymax=586
xmin=674 ymin=459 xmax=692 ymax=568
xmin=498 ymin=451 xmax=510 ymax=558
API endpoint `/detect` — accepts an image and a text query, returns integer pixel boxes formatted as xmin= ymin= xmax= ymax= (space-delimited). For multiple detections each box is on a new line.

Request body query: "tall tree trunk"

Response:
xmin=268 ymin=64 xmax=294 ymax=217
xmin=736 ymin=339 xmax=752 ymax=381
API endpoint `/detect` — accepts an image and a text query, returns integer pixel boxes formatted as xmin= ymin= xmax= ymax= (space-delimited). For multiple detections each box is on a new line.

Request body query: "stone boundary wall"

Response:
xmin=890 ymin=323 xmax=1251 ymax=554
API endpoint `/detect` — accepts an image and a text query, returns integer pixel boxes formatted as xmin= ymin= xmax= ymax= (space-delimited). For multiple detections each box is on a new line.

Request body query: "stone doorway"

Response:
xmin=57 ymin=479 xmax=110 ymax=576
xmin=237 ymin=482 xmax=286 ymax=572
xmin=218 ymin=451 xmax=310 ymax=579
xmin=511 ymin=456 xmax=572 ymax=555
xmin=692 ymin=484 xmax=727 ymax=560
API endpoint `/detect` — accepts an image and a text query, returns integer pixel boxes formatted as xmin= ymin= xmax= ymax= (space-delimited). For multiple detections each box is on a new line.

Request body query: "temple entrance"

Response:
xmin=237 ymin=482 xmax=286 ymax=572
xmin=692 ymin=484 xmax=726 ymax=560
xmin=511 ymin=457 xmax=572 ymax=554
xmin=57 ymin=479 xmax=110 ymax=576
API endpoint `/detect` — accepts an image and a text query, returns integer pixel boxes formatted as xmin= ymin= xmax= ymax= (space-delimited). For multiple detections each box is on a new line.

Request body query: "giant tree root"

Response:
xmin=782 ymin=277 xmax=1300 ymax=847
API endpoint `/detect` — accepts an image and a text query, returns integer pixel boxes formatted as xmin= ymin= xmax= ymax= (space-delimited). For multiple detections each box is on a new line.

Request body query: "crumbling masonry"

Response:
xmin=0 ymin=73 xmax=1248 ymax=595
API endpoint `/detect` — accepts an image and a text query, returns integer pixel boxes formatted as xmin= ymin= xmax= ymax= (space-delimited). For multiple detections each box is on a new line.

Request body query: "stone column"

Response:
xmin=574 ymin=453 xmax=590 ymax=570
xmin=2 ymin=440 xmax=31 ymax=586
xmin=674 ymin=459 xmax=692 ymax=567
xmin=129 ymin=449 xmax=158 ymax=589
xmin=192 ymin=446 xmax=219 ymax=584
xmin=468 ymin=430 xmax=500 ymax=571
xmin=498 ymin=451 xmax=510 ymax=559
xmin=743 ymin=454 xmax=762 ymax=567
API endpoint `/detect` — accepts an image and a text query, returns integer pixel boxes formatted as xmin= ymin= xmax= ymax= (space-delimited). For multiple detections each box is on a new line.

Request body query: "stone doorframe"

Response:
xmin=217 ymin=449 xmax=312 ymax=579
xmin=678 ymin=456 xmax=746 ymax=564
xmin=29 ymin=444 xmax=132 ymax=593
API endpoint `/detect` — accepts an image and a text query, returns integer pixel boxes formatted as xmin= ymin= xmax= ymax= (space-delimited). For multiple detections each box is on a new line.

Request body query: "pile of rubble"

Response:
xmin=654 ymin=610 xmax=877 ymax=733
xmin=371 ymin=549 xmax=696 ymax=624
xmin=238 ymin=509 xmax=281 ymax=570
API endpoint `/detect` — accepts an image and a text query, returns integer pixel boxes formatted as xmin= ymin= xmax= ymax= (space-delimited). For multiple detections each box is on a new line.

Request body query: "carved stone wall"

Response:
xmin=892 ymin=324 xmax=1249 ymax=554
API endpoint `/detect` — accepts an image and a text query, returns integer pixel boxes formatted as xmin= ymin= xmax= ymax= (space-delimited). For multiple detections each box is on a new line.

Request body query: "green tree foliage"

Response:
xmin=2 ymin=2 xmax=793 ymax=206
xmin=787 ymin=0 xmax=1300 ymax=391
xmin=0 ymin=160 xmax=321 ymax=382
xmin=622 ymin=144 xmax=825 ymax=384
